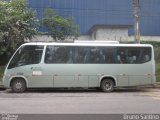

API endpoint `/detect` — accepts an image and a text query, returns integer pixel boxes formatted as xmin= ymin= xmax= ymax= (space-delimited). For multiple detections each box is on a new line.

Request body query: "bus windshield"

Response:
xmin=8 ymin=45 xmax=44 ymax=69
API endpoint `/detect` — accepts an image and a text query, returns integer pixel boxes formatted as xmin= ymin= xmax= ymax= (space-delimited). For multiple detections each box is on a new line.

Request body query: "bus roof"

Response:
xmin=74 ymin=40 xmax=119 ymax=44
xmin=22 ymin=42 xmax=153 ymax=48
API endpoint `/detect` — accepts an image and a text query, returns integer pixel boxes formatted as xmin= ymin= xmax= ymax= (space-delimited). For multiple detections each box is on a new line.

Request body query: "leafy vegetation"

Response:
xmin=0 ymin=1 xmax=79 ymax=62
xmin=0 ymin=0 xmax=39 ymax=54
xmin=42 ymin=8 xmax=79 ymax=41
xmin=156 ymin=63 xmax=160 ymax=82
xmin=0 ymin=66 xmax=4 ymax=83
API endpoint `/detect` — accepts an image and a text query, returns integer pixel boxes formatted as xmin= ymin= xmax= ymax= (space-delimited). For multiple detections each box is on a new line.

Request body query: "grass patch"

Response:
xmin=156 ymin=63 xmax=160 ymax=82
xmin=0 ymin=66 xmax=5 ymax=82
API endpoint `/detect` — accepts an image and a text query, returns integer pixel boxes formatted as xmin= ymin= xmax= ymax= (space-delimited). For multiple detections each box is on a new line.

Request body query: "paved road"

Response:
xmin=0 ymin=88 xmax=160 ymax=114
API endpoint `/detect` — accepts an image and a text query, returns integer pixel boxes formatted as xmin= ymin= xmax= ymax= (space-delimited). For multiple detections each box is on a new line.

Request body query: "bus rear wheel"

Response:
xmin=100 ymin=79 xmax=114 ymax=92
xmin=11 ymin=78 xmax=26 ymax=93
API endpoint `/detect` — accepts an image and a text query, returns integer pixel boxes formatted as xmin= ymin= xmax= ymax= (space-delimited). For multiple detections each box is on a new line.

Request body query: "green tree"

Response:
xmin=42 ymin=8 xmax=79 ymax=41
xmin=0 ymin=0 xmax=39 ymax=53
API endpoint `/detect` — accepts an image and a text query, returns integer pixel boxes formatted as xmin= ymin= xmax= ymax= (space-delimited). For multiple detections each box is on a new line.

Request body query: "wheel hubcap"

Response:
xmin=15 ymin=82 xmax=22 ymax=90
xmin=105 ymin=82 xmax=111 ymax=90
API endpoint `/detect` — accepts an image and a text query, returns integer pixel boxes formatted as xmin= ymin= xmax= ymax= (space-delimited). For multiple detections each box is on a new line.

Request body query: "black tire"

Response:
xmin=11 ymin=78 xmax=26 ymax=93
xmin=100 ymin=79 xmax=114 ymax=92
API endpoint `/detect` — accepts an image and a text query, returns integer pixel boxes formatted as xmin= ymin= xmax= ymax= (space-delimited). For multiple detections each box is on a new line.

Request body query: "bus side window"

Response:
xmin=143 ymin=54 xmax=149 ymax=62
xmin=84 ymin=50 xmax=90 ymax=63
xmin=99 ymin=51 xmax=105 ymax=63
xmin=45 ymin=47 xmax=53 ymax=63
xmin=128 ymin=55 xmax=137 ymax=64
xmin=117 ymin=48 xmax=126 ymax=64
xmin=103 ymin=47 xmax=116 ymax=64
xmin=94 ymin=49 xmax=105 ymax=63
xmin=74 ymin=47 xmax=85 ymax=63
xmin=117 ymin=55 xmax=121 ymax=63
xmin=132 ymin=56 xmax=137 ymax=63
xmin=67 ymin=50 xmax=73 ymax=63
xmin=55 ymin=47 xmax=68 ymax=63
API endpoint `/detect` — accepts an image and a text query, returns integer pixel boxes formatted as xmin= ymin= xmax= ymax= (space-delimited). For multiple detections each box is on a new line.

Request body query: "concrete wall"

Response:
xmin=29 ymin=35 xmax=53 ymax=42
xmin=92 ymin=28 xmax=128 ymax=41
xmin=128 ymin=36 xmax=160 ymax=42
xmin=30 ymin=35 xmax=160 ymax=42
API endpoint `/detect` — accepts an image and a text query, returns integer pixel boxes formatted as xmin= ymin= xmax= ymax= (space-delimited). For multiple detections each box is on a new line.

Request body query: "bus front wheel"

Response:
xmin=11 ymin=78 xmax=26 ymax=93
xmin=100 ymin=79 xmax=114 ymax=92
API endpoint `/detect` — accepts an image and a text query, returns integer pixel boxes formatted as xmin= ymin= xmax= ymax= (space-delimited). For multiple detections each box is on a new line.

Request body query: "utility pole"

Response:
xmin=133 ymin=0 xmax=140 ymax=43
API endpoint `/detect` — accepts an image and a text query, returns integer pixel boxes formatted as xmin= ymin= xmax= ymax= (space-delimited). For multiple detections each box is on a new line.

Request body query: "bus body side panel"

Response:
xmin=110 ymin=62 xmax=153 ymax=86
xmin=128 ymin=62 xmax=153 ymax=86
xmin=8 ymin=61 xmax=154 ymax=88
xmin=27 ymin=62 xmax=154 ymax=88
xmin=14 ymin=64 xmax=54 ymax=88
xmin=3 ymin=68 xmax=16 ymax=88
xmin=41 ymin=64 xmax=99 ymax=88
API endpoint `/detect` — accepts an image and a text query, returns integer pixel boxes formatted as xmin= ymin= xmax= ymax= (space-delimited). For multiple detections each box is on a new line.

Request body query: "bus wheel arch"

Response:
xmin=10 ymin=77 xmax=27 ymax=93
xmin=100 ymin=77 xmax=116 ymax=92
